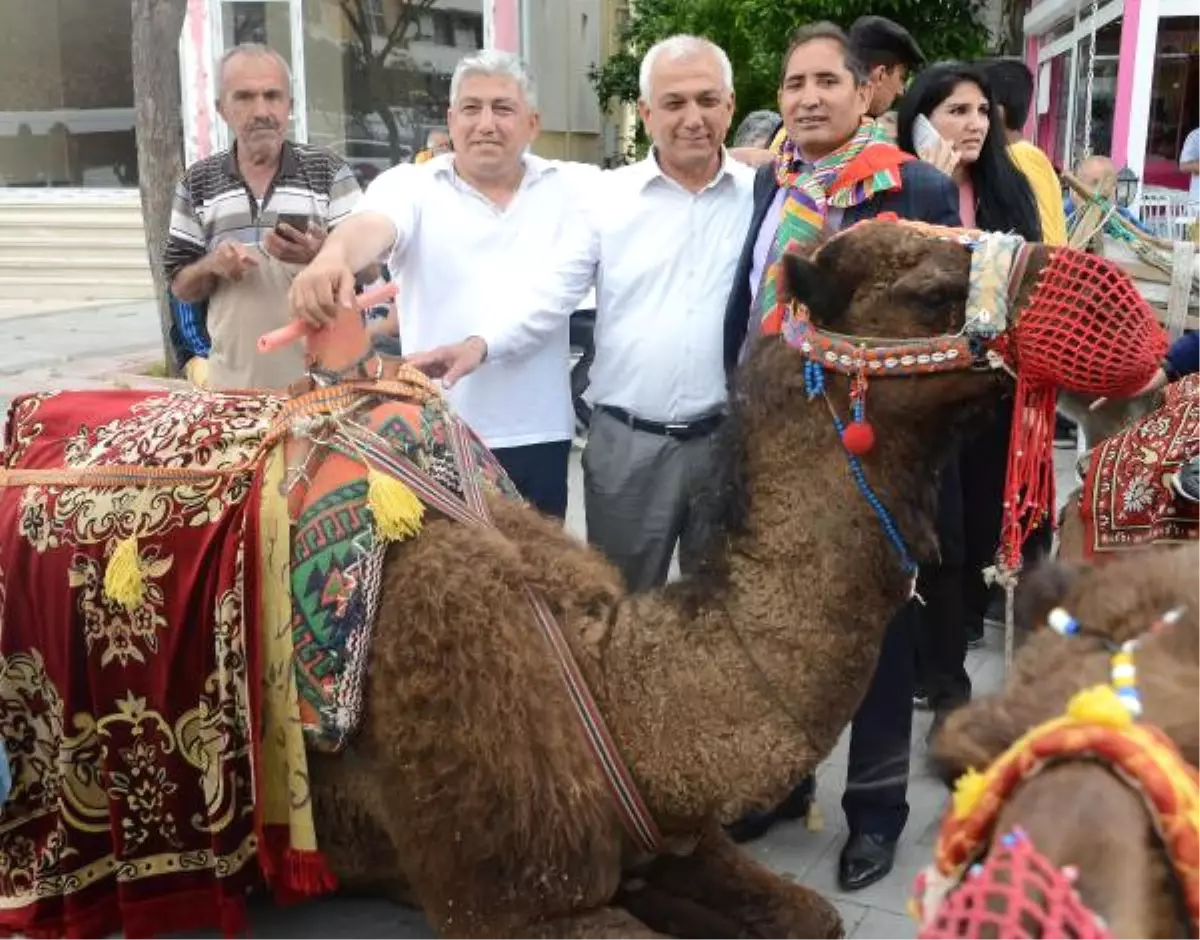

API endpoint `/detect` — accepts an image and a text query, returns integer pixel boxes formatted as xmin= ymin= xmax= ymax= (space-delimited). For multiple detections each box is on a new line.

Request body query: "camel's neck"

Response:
xmin=997 ymin=765 xmax=1187 ymax=939
xmin=588 ymin=358 xmax=950 ymax=830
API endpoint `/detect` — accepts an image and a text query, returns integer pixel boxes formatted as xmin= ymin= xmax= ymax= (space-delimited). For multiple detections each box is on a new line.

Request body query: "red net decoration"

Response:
xmin=919 ymin=831 xmax=1114 ymax=940
xmin=996 ymin=248 xmax=1168 ymax=569
xmin=1007 ymin=249 xmax=1168 ymax=397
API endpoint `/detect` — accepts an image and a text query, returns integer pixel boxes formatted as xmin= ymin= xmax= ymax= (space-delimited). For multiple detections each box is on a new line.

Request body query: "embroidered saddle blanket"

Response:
xmin=0 ymin=381 xmax=519 ymax=937
xmin=1080 ymin=373 xmax=1199 ymax=557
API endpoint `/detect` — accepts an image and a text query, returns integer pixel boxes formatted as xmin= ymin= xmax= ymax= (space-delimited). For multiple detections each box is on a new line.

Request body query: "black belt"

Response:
xmin=596 ymin=405 xmax=725 ymax=440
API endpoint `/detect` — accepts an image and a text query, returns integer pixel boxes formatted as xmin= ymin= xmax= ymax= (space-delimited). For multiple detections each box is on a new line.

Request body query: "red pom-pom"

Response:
xmin=842 ymin=420 xmax=876 ymax=455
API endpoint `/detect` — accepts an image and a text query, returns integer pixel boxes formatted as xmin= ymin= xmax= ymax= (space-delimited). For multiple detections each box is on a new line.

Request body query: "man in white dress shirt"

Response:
xmin=409 ymin=36 xmax=755 ymax=591
xmin=289 ymin=51 xmax=593 ymax=518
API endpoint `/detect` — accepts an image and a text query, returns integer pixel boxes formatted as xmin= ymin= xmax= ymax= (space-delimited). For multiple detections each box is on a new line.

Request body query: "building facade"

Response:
xmin=0 ymin=0 xmax=623 ymax=303
xmin=1024 ymin=0 xmax=1197 ymax=189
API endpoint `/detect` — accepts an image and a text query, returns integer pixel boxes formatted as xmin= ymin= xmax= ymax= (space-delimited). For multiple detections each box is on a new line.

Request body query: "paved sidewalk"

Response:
xmin=1 ymin=302 xmax=1072 ymax=939
xmin=0 ymin=300 xmax=165 ymax=430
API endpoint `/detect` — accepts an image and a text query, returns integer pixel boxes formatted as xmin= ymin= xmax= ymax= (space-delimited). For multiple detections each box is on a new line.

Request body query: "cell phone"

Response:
xmin=274 ymin=212 xmax=311 ymax=237
xmin=913 ymin=114 xmax=944 ymax=155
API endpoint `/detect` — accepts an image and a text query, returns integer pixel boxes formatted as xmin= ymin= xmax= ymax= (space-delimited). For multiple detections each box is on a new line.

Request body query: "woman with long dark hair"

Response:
xmin=896 ymin=63 xmax=1044 ymax=732
xmin=897 ymin=62 xmax=1042 ymax=240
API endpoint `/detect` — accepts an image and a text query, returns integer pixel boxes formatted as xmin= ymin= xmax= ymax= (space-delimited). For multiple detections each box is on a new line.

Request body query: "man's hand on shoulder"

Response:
xmin=729 ymin=147 xmax=775 ymax=168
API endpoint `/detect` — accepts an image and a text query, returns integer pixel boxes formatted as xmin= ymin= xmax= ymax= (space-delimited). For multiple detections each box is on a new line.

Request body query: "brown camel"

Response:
xmin=0 ymin=222 xmax=1157 ymax=938
xmin=928 ymin=544 xmax=1198 ymax=938
xmin=298 ymin=221 xmax=1086 ymax=939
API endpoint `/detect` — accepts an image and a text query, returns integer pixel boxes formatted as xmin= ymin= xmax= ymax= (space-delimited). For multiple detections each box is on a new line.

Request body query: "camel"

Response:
xmin=1057 ymin=376 xmax=1196 ymax=563
xmin=297 ymin=221 xmax=1156 ymax=938
xmin=925 ymin=544 xmax=1198 ymax=938
xmin=0 ymin=220 xmax=1165 ymax=938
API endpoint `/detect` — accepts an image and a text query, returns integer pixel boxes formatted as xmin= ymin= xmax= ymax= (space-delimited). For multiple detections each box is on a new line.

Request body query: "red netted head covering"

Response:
xmin=995 ymin=248 xmax=1168 ymax=569
xmin=917 ymin=830 xmax=1114 ymax=940
xmin=1005 ymin=249 xmax=1168 ymax=396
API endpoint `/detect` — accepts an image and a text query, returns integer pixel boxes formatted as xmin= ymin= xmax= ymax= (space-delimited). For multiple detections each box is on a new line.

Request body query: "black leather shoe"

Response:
xmin=726 ymin=776 xmax=816 ymax=843
xmin=777 ymin=775 xmax=816 ymax=820
xmin=725 ymin=808 xmax=779 ymax=844
xmin=837 ymin=832 xmax=897 ymax=892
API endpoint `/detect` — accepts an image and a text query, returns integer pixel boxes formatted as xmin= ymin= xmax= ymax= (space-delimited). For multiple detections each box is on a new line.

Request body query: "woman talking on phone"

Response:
xmin=895 ymin=62 xmax=1042 ymax=733
xmin=896 ymin=62 xmax=1041 ymax=240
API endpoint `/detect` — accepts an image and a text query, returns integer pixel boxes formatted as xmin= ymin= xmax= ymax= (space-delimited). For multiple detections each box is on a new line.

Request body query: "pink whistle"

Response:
xmin=257 ymin=282 xmax=398 ymax=354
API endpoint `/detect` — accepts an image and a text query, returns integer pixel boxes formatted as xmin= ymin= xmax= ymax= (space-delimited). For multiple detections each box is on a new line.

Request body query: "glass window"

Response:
xmin=1143 ymin=15 xmax=1199 ymax=189
xmin=1035 ymin=52 xmax=1071 ymax=171
xmin=0 ymin=0 xmax=138 ymax=187
xmin=303 ymin=0 xmax=482 ymax=187
xmin=219 ymin=1 xmax=300 ymax=140
xmin=1070 ymin=20 xmax=1121 ymax=162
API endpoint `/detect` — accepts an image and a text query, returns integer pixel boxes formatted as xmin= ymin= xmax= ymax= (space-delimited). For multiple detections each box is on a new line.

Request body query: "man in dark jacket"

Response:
xmin=722 ymin=22 xmax=960 ymax=893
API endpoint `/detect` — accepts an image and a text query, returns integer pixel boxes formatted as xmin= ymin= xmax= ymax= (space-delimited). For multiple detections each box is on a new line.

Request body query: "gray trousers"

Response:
xmin=582 ymin=408 xmax=724 ymax=593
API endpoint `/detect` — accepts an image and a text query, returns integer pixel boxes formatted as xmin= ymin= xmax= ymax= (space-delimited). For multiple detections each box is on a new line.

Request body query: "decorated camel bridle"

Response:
xmin=911 ymin=606 xmax=1200 ymax=939
xmin=762 ymin=218 xmax=1032 ymax=583
xmin=760 ymin=218 xmax=1168 ymax=616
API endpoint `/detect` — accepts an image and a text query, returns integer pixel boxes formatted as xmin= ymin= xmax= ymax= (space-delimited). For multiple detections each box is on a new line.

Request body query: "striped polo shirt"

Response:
xmin=163 ymin=140 xmax=361 ymax=281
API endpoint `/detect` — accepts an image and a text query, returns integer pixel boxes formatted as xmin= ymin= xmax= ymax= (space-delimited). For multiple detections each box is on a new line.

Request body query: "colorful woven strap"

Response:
xmin=934 ymin=685 xmax=1199 ymax=933
xmin=341 ymin=420 xmax=664 ymax=855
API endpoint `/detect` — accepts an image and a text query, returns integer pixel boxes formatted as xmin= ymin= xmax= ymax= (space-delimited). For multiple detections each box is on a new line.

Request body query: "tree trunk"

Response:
xmin=131 ymin=0 xmax=188 ymax=375
xmin=377 ymin=101 xmax=404 ymax=166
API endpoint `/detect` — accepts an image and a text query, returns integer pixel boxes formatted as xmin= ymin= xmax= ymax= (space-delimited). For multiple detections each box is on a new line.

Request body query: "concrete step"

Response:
xmin=0 ymin=274 xmax=155 ymax=302
xmin=0 ymin=193 xmax=155 ymax=304
xmin=0 ymin=255 xmax=152 ymax=273
xmin=0 ymin=209 xmax=147 ymax=230
xmin=0 ymin=229 xmax=147 ymax=247
xmin=0 ymin=245 xmax=150 ymax=266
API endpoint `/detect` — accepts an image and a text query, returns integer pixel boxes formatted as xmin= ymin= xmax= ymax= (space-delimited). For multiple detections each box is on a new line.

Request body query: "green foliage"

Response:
xmin=590 ymin=0 xmax=993 ymax=150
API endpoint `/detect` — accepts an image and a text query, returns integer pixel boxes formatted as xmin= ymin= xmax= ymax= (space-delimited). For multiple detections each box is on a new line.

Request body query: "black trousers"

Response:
xmin=913 ymin=450 xmax=972 ymax=713
xmin=492 ymin=440 xmax=572 ymax=519
xmin=915 ymin=402 xmax=1054 ymax=713
xmin=841 ymin=597 xmax=916 ymax=840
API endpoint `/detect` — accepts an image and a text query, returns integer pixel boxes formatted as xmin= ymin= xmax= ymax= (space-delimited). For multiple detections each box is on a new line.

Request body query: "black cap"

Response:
xmin=849 ymin=16 xmax=926 ymax=70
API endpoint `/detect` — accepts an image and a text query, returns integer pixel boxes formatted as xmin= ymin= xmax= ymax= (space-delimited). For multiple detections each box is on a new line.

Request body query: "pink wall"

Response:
xmin=490 ymin=0 xmax=521 ymax=53
xmin=1110 ymin=0 xmax=1142 ymax=167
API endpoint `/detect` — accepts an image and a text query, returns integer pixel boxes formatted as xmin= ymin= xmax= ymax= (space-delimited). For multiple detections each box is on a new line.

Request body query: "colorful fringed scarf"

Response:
xmin=756 ymin=119 xmax=911 ymax=327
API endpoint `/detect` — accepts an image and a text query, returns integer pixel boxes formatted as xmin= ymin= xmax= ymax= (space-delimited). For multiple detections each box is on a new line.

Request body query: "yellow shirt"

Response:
xmin=1007 ymin=140 xmax=1068 ymax=246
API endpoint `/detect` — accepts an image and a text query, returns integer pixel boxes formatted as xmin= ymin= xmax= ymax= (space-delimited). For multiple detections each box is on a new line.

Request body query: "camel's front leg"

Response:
xmin=621 ymin=825 xmax=844 ymax=939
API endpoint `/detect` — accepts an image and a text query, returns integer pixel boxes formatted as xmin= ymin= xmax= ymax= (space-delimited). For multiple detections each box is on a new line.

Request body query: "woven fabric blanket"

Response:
xmin=0 ymin=388 xmax=282 ymax=938
xmin=285 ymin=393 xmax=519 ymax=752
xmin=1081 ymin=373 xmax=1199 ymax=556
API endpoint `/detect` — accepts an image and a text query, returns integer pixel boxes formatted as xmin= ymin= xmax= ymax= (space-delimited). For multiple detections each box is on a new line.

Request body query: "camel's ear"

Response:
xmin=1013 ymin=560 xmax=1078 ymax=634
xmin=781 ymin=253 xmax=842 ymax=328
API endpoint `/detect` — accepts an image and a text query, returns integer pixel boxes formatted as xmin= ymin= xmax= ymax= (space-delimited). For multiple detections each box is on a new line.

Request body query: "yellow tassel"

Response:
xmin=1066 ymin=684 xmax=1133 ymax=729
xmin=952 ymin=768 xmax=989 ymax=821
xmin=805 ymin=801 xmax=825 ymax=832
xmin=104 ymin=536 xmax=146 ymax=612
xmin=367 ymin=469 xmax=424 ymax=542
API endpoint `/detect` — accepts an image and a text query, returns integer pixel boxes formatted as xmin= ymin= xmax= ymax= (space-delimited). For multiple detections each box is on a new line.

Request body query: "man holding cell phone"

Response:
xmin=164 ymin=42 xmax=361 ymax=391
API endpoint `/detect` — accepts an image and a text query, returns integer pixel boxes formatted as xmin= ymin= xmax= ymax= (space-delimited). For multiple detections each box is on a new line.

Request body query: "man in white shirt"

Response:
xmin=289 ymin=50 xmax=591 ymax=517
xmin=1180 ymin=127 xmax=1199 ymax=206
xmin=408 ymin=36 xmax=755 ymax=591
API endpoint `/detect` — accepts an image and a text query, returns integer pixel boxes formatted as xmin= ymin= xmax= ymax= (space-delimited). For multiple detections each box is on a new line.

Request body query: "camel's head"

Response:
xmin=748 ymin=218 xmax=1168 ymax=446
xmin=748 ymin=220 xmax=1017 ymax=442
xmin=924 ymin=546 xmax=1198 ymax=939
